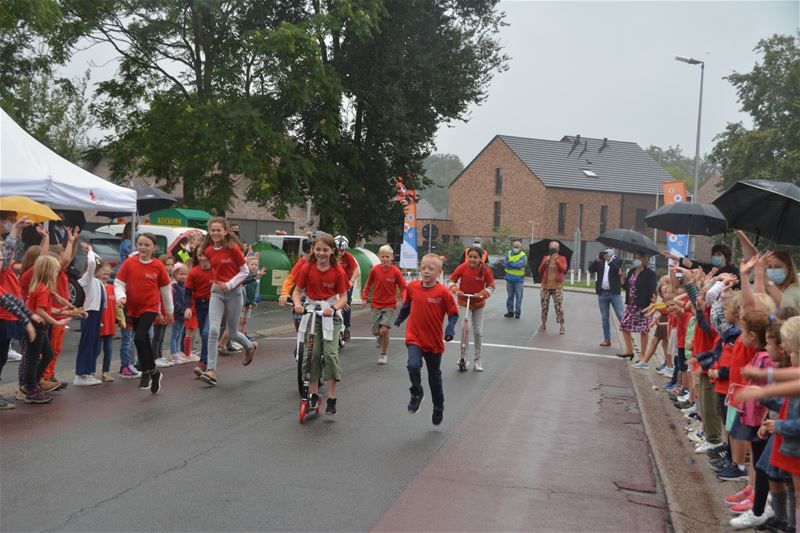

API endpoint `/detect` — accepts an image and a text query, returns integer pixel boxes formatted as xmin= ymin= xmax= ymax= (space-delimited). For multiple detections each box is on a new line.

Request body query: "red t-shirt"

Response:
xmin=728 ymin=337 xmax=757 ymax=386
xmin=362 ymin=264 xmax=407 ymax=309
xmin=19 ymin=267 xmax=33 ymax=301
xmin=295 ymin=262 xmax=348 ymax=301
xmin=186 ymin=266 xmax=214 ymax=300
xmin=340 ymin=252 xmax=358 ymax=285
xmin=204 ymin=245 xmax=246 ymax=284
xmin=100 ymin=284 xmax=116 ymax=336
xmin=116 ymin=257 xmax=170 ymax=318
xmin=714 ymin=339 xmax=736 ymax=395
xmin=27 ymin=283 xmax=52 ymax=314
xmin=403 ymin=281 xmax=459 ymax=354
xmin=675 ymin=310 xmax=691 ymax=349
xmin=448 ymin=263 xmax=495 ymax=308
xmin=693 ymin=308 xmax=715 ymax=374
xmin=0 ymin=267 xmax=21 ymax=321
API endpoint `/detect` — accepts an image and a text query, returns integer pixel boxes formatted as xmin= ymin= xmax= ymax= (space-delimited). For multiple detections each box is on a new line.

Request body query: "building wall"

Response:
xmin=448 ymin=136 xmax=546 ymax=240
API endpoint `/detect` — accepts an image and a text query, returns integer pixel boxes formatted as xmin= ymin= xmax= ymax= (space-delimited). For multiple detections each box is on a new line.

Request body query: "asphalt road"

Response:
xmin=1 ymin=283 xmax=666 ymax=532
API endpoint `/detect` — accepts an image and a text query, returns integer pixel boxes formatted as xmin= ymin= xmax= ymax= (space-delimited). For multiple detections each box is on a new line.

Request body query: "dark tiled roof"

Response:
xmin=497 ymin=134 xmax=673 ymax=195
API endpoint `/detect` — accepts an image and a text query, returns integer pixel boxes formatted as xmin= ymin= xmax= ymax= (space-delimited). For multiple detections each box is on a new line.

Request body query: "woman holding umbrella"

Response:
xmin=617 ymin=250 xmax=657 ymax=360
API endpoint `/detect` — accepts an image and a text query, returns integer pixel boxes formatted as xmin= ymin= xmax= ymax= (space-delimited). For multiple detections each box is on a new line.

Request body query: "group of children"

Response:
xmin=0 ymin=214 xmax=269 ymax=407
xmin=625 ymin=244 xmax=800 ymax=532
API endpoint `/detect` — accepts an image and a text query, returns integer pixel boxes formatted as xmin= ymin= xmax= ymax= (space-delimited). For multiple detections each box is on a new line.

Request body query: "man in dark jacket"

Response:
xmin=588 ymin=248 xmax=624 ymax=347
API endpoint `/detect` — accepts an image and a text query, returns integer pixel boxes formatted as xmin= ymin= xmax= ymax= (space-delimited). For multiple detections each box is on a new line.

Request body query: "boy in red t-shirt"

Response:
xmin=394 ymin=253 xmax=459 ymax=426
xmin=362 ymin=245 xmax=407 ymax=365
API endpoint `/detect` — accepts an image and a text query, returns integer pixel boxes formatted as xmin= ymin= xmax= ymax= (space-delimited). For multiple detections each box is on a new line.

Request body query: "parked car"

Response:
xmin=68 ymin=231 xmax=122 ymax=306
xmin=94 ymin=224 xmax=206 ymax=258
xmin=487 ymin=254 xmax=506 ymax=280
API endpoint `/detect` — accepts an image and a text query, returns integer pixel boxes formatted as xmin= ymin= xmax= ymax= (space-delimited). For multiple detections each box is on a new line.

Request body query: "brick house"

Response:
xmin=447 ymin=135 xmax=674 ymax=270
xmin=84 ymin=156 xmax=317 ymax=244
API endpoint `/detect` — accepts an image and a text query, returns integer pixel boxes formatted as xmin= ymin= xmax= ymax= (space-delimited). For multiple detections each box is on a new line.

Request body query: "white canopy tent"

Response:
xmin=0 ymin=107 xmax=136 ymax=212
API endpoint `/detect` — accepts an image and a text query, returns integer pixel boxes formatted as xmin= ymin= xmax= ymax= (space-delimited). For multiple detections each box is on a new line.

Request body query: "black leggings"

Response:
xmin=130 ymin=312 xmax=157 ymax=373
xmin=23 ymin=324 xmax=54 ymax=389
xmin=752 ymin=438 xmax=770 ymax=517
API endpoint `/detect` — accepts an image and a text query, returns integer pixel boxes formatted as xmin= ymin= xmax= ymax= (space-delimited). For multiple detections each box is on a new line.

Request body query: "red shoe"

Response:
xmin=724 ymin=485 xmax=752 ymax=504
xmin=729 ymin=497 xmax=753 ymax=514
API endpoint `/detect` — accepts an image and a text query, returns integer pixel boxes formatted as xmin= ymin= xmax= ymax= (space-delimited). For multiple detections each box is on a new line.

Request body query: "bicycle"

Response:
xmin=458 ymin=293 xmax=478 ymax=372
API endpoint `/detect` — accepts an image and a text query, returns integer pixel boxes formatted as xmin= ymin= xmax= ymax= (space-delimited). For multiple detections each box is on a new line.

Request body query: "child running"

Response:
xmin=292 ymin=232 xmax=349 ymax=415
xmin=187 ymin=249 xmax=214 ymax=377
xmin=394 ymin=253 xmax=459 ymax=426
xmin=74 ymin=244 xmax=106 ymax=386
xmin=362 ymin=245 xmax=407 ymax=365
xmin=114 ymin=232 xmax=173 ymax=394
xmin=199 ymin=218 xmax=257 ymax=386
xmin=169 ymin=263 xmax=192 ymax=365
xmin=447 ymin=246 xmax=495 ymax=371
xmin=24 ymin=255 xmax=83 ymax=403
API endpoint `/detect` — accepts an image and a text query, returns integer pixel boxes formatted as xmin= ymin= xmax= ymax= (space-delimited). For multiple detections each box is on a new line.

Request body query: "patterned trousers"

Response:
xmin=540 ymin=288 xmax=564 ymax=325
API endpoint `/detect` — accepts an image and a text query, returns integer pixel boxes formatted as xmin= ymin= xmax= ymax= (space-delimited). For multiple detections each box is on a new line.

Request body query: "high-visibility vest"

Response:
xmin=504 ymin=251 xmax=527 ymax=277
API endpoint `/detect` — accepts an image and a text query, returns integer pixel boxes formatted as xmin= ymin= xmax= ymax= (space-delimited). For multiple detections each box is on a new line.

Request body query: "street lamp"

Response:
xmin=675 ymin=55 xmax=705 ymax=254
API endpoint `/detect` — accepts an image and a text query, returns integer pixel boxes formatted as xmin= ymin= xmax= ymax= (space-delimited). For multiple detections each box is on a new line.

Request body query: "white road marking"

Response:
xmin=261 ymin=336 xmax=620 ymax=360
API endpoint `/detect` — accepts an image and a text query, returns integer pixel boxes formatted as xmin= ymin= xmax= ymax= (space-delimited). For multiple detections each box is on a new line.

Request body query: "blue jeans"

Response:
xmin=120 ymin=326 xmax=134 ymax=368
xmin=597 ymin=291 xmax=624 ymax=341
xmin=505 ymin=279 xmax=524 ymax=315
xmin=195 ymin=299 xmax=210 ymax=363
xmin=343 ymin=288 xmax=353 ymax=328
xmin=407 ymin=344 xmax=444 ymax=410
xmin=101 ymin=335 xmax=113 ymax=373
xmin=169 ymin=318 xmax=185 ymax=355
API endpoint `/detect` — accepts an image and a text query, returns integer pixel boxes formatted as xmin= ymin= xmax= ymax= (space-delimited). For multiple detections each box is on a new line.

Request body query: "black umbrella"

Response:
xmin=597 ymin=229 xmax=660 ymax=256
xmin=529 ymin=239 xmax=573 ymax=283
xmin=713 ymin=179 xmax=800 ymax=245
xmin=645 ymin=202 xmax=728 ymax=236
xmin=97 ymin=185 xmax=177 ymax=217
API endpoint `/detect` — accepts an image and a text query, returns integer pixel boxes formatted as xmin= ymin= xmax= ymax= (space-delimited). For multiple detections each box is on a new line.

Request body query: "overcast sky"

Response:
xmin=63 ymin=1 xmax=798 ymax=165
xmin=434 ymin=0 xmax=799 ymax=164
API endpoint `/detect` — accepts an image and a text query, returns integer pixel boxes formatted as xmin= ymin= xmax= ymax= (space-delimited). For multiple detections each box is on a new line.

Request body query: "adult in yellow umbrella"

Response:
xmin=0 ymin=196 xmax=60 ymax=224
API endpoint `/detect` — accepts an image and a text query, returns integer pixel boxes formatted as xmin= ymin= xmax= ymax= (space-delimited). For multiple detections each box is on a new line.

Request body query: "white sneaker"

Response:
xmin=730 ymin=507 xmax=773 ymax=529
xmin=155 ymin=357 xmax=173 ymax=368
xmin=474 ymin=360 xmax=484 ymax=372
xmin=688 ymin=430 xmax=705 ymax=443
xmin=377 ymin=354 xmax=388 ymax=365
xmin=632 ymin=360 xmax=650 ymax=369
xmin=677 ymin=393 xmax=690 ymax=402
xmin=230 ymin=341 xmax=243 ymax=352
xmin=74 ymin=374 xmax=97 ymax=386
xmin=658 ymin=366 xmax=674 ymax=377
xmin=681 ymin=404 xmax=698 ymax=415
xmin=694 ymin=441 xmax=720 ymax=454
xmin=7 ymin=348 xmax=22 ymax=361
xmin=186 ymin=353 xmax=200 ymax=362
xmin=170 ymin=353 xmax=190 ymax=365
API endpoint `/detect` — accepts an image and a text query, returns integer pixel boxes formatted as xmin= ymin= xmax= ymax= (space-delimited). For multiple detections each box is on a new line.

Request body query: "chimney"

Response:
xmin=599 ymin=138 xmax=608 ymax=153
xmin=573 ymin=134 xmax=581 ymax=147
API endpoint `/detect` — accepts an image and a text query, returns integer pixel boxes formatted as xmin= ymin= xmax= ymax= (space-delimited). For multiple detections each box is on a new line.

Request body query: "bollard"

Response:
xmin=570 ymin=269 xmax=575 ymax=284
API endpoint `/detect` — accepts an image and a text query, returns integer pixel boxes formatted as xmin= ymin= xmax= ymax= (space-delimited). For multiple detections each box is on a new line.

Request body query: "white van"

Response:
xmin=95 ymin=224 xmax=206 ymax=258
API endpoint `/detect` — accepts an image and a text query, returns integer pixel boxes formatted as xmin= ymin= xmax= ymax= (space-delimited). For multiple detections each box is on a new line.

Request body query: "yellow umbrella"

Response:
xmin=0 ymin=196 xmax=61 ymax=223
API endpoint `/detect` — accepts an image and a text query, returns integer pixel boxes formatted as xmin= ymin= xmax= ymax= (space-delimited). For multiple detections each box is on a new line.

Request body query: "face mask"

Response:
xmin=632 ymin=259 xmax=643 ymax=268
xmin=711 ymin=255 xmax=725 ymax=267
xmin=511 ymin=247 xmax=520 ymax=254
xmin=767 ymin=268 xmax=788 ymax=285
xmin=605 ymin=249 xmax=614 ymax=257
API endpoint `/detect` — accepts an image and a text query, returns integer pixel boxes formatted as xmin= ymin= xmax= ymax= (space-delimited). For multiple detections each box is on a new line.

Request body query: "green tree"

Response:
xmin=710 ymin=33 xmax=800 ymax=189
xmin=83 ymin=0 xmax=507 ymax=239
xmin=419 ymin=153 xmax=464 ymax=213
xmin=11 ymin=69 xmax=94 ymax=163
xmin=646 ymin=145 xmax=715 ymax=193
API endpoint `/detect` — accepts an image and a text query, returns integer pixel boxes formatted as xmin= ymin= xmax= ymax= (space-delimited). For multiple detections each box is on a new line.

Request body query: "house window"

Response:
xmin=442 ymin=235 xmax=450 ymax=244
xmin=558 ymin=202 xmax=567 ymax=234
xmin=635 ymin=208 xmax=647 ymax=230
xmin=495 ymin=168 xmax=503 ymax=195
xmin=600 ymin=205 xmax=608 ymax=234
xmin=493 ymin=201 xmax=502 ymax=228
xmin=578 ymin=204 xmax=584 ymax=231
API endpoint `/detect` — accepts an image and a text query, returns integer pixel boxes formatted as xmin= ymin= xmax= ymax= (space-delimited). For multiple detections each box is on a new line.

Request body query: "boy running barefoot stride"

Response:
xmin=394 ymin=253 xmax=458 ymax=426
